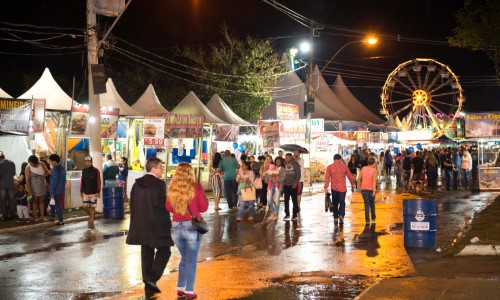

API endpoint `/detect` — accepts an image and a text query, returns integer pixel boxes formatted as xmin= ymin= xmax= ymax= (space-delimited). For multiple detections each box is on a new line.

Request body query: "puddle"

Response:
xmin=237 ymin=274 xmax=376 ymax=300
xmin=389 ymin=222 xmax=403 ymax=235
xmin=0 ymin=230 xmax=128 ymax=261
xmin=70 ymin=291 xmax=121 ymax=299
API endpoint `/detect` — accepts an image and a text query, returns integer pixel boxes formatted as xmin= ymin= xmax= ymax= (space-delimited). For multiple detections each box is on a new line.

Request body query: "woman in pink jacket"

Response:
xmin=166 ymin=163 xmax=208 ymax=300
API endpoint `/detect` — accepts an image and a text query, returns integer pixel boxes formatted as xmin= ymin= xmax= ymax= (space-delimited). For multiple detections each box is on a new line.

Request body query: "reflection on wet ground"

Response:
xmin=0 ymin=230 xmax=128 ymax=261
xmin=239 ymin=274 xmax=377 ymax=300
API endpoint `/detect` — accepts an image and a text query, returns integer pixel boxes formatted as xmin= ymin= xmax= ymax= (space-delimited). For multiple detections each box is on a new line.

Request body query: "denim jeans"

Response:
xmin=361 ymin=190 xmax=376 ymax=222
xmin=223 ymin=179 xmax=238 ymax=209
xmin=453 ymin=170 xmax=459 ymax=189
xmin=238 ymin=195 xmax=255 ymax=218
xmin=461 ymin=169 xmax=469 ymax=188
xmin=267 ymin=185 xmax=280 ymax=216
xmin=50 ymin=195 xmax=64 ymax=222
xmin=330 ymin=190 xmax=347 ymax=218
xmin=172 ymin=221 xmax=203 ymax=293
xmin=445 ymin=169 xmax=452 ymax=190
xmin=283 ymin=185 xmax=298 ymax=218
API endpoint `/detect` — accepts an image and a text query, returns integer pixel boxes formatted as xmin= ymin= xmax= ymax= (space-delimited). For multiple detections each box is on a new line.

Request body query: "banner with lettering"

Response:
xmin=164 ymin=114 xmax=205 ymax=138
xmin=0 ymin=98 xmax=31 ymax=136
xmin=100 ymin=107 xmax=119 ymax=139
xmin=465 ymin=112 xmax=500 ymax=138
xmin=69 ymin=105 xmax=89 ymax=137
xmin=214 ymin=124 xmax=238 ymax=142
xmin=276 ymin=102 xmax=299 ymax=120
xmin=143 ymin=117 xmax=165 ymax=147
xmin=31 ymin=98 xmax=46 ymax=134
xmin=479 ymin=167 xmax=500 ymax=190
xmin=258 ymin=120 xmax=280 ymax=148
xmin=332 ymin=131 xmax=370 ymax=142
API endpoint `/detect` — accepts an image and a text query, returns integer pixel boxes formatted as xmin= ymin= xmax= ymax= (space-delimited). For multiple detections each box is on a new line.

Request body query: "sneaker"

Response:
xmin=56 ymin=222 xmax=64 ymax=226
xmin=283 ymin=216 xmax=290 ymax=221
xmin=177 ymin=290 xmax=186 ymax=299
xmin=185 ymin=293 xmax=197 ymax=299
xmin=248 ymin=217 xmax=254 ymax=222
xmin=49 ymin=218 xmax=54 ymax=222
xmin=17 ymin=219 xmax=23 ymax=223
xmin=291 ymin=216 xmax=297 ymax=221
xmin=236 ymin=217 xmax=242 ymax=222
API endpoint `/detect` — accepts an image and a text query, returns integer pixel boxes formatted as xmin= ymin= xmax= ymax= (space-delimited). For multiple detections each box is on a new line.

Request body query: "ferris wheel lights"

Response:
xmin=440 ymin=71 xmax=450 ymax=79
xmin=398 ymin=70 xmax=408 ymax=77
xmin=427 ymin=65 xmax=436 ymax=72
xmin=413 ymin=65 xmax=422 ymax=72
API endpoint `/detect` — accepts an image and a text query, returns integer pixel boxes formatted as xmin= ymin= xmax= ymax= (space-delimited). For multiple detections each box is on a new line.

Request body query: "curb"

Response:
xmin=0 ymin=215 xmax=100 ymax=234
xmin=354 ymin=279 xmax=382 ymax=300
xmin=456 ymin=245 xmax=500 ymax=256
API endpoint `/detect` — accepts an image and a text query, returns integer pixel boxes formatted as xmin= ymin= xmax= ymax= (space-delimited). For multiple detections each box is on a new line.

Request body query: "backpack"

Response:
xmin=402 ymin=157 xmax=412 ymax=171
xmin=384 ymin=154 xmax=392 ymax=165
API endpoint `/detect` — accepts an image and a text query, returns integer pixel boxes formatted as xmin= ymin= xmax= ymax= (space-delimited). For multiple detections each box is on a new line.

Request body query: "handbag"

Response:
xmin=253 ymin=177 xmax=263 ymax=189
xmin=187 ymin=206 xmax=209 ymax=234
xmin=325 ymin=192 xmax=332 ymax=212
xmin=241 ymin=183 xmax=256 ymax=201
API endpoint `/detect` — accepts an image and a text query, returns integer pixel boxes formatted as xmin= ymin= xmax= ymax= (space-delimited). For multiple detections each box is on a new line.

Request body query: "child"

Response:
xmin=15 ymin=184 xmax=30 ymax=222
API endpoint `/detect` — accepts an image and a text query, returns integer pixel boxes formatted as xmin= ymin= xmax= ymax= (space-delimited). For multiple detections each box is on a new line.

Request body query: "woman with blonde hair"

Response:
xmin=166 ymin=163 xmax=208 ymax=300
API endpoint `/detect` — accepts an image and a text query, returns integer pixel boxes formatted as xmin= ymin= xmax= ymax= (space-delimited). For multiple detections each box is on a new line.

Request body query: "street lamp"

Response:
xmin=321 ymin=36 xmax=378 ymax=72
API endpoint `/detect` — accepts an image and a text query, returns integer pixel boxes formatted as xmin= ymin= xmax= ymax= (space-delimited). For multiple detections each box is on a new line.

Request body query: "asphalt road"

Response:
xmin=0 ymin=182 xmax=496 ymax=300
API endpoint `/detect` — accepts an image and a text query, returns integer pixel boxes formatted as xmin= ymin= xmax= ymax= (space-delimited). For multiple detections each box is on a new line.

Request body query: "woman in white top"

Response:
xmin=236 ymin=161 xmax=255 ymax=222
xmin=461 ymin=149 xmax=473 ymax=189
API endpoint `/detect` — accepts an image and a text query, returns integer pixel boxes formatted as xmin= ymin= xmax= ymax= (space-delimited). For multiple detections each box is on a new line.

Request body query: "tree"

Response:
xmin=177 ymin=25 xmax=286 ymax=120
xmin=449 ymin=0 xmax=500 ymax=85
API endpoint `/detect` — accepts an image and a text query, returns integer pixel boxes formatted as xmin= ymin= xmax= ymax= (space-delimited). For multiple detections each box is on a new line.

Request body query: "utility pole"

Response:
xmin=86 ymin=0 xmax=103 ymax=212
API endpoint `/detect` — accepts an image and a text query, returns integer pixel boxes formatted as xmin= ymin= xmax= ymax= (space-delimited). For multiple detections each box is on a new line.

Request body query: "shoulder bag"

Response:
xmin=187 ymin=206 xmax=209 ymax=234
xmin=241 ymin=182 xmax=256 ymax=201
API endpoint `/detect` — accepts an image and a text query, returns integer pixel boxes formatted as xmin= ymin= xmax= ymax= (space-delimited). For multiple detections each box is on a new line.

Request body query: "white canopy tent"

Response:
xmin=262 ymin=54 xmax=344 ymax=121
xmin=131 ymin=84 xmax=169 ymax=116
xmin=331 ymin=75 xmax=384 ymax=124
xmin=100 ymin=78 xmax=141 ymax=116
xmin=0 ymin=87 xmax=12 ymax=98
xmin=18 ymin=68 xmax=74 ymax=111
xmin=311 ymin=65 xmax=361 ymax=121
xmin=171 ymin=91 xmax=226 ymax=124
xmin=206 ymin=94 xmax=250 ymax=125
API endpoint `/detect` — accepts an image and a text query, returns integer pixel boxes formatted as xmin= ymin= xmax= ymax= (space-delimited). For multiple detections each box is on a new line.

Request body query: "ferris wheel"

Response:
xmin=380 ymin=58 xmax=464 ymax=136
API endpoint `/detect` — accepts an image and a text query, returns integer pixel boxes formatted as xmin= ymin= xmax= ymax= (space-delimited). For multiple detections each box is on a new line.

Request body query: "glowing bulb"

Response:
xmin=367 ymin=37 xmax=378 ymax=45
xmin=300 ymin=42 xmax=310 ymax=53
xmin=89 ymin=117 xmax=96 ymax=124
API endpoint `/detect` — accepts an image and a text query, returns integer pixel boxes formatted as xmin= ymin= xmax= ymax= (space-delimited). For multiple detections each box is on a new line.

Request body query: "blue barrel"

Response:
xmin=102 ymin=187 xmax=124 ymax=219
xmin=403 ymin=199 xmax=436 ymax=248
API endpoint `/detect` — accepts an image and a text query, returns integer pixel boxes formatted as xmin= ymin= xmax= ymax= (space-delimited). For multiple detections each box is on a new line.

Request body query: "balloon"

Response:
xmin=233 ymin=142 xmax=238 ymax=149
xmin=393 ymin=147 xmax=399 ymax=154
xmin=238 ymin=145 xmax=245 ymax=152
xmin=408 ymin=146 xmax=414 ymax=153
xmin=416 ymin=143 xmax=422 ymax=150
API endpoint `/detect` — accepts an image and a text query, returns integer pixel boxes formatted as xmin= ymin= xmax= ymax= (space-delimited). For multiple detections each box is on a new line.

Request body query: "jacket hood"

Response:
xmin=135 ymin=174 xmax=160 ymax=188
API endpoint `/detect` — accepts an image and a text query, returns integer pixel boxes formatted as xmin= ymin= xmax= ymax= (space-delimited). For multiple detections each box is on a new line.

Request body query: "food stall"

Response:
xmin=465 ymin=112 xmax=500 ymax=190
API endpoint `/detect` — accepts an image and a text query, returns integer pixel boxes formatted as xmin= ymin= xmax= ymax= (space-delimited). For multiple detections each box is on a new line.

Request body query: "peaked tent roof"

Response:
xmin=131 ymin=84 xmax=169 ymax=116
xmin=19 ymin=68 xmax=74 ymax=111
xmin=312 ymin=65 xmax=363 ymax=121
xmin=206 ymin=94 xmax=250 ymax=125
xmin=171 ymin=91 xmax=226 ymax=124
xmin=331 ymin=75 xmax=384 ymax=124
xmin=0 ymin=87 xmax=12 ymax=98
xmin=100 ymin=78 xmax=141 ymax=116
xmin=262 ymin=54 xmax=343 ymax=121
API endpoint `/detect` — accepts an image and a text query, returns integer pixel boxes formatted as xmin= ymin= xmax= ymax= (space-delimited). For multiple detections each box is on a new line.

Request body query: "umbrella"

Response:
xmin=279 ymin=144 xmax=309 ymax=154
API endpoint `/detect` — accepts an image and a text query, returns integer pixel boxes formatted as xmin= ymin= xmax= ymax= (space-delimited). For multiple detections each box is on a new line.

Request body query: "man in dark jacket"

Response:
xmin=48 ymin=154 xmax=65 ymax=225
xmin=283 ymin=153 xmax=301 ymax=221
xmin=126 ymin=157 xmax=173 ymax=297
xmin=0 ymin=151 xmax=16 ymax=220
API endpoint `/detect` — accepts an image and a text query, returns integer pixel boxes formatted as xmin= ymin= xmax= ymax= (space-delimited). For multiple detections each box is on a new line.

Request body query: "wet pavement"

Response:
xmin=0 ymin=181 xmax=498 ymax=299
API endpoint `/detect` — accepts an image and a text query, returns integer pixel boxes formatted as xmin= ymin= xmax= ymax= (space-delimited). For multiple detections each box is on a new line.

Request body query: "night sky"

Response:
xmin=0 ymin=0 xmax=498 ymax=115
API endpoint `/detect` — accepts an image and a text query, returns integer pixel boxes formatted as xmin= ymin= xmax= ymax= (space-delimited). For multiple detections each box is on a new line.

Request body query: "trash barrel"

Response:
xmin=403 ymin=199 xmax=437 ymax=248
xmin=102 ymin=187 xmax=124 ymax=219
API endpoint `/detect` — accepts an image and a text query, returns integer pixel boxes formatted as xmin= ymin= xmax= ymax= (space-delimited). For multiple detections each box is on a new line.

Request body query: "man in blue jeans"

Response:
xmin=219 ymin=150 xmax=239 ymax=210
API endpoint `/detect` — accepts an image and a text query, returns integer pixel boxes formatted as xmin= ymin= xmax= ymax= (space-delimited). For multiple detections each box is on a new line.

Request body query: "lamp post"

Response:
xmin=321 ymin=37 xmax=378 ymax=72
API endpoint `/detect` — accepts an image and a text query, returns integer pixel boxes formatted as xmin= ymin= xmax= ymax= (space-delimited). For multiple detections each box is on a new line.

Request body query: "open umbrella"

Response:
xmin=279 ymin=144 xmax=309 ymax=154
